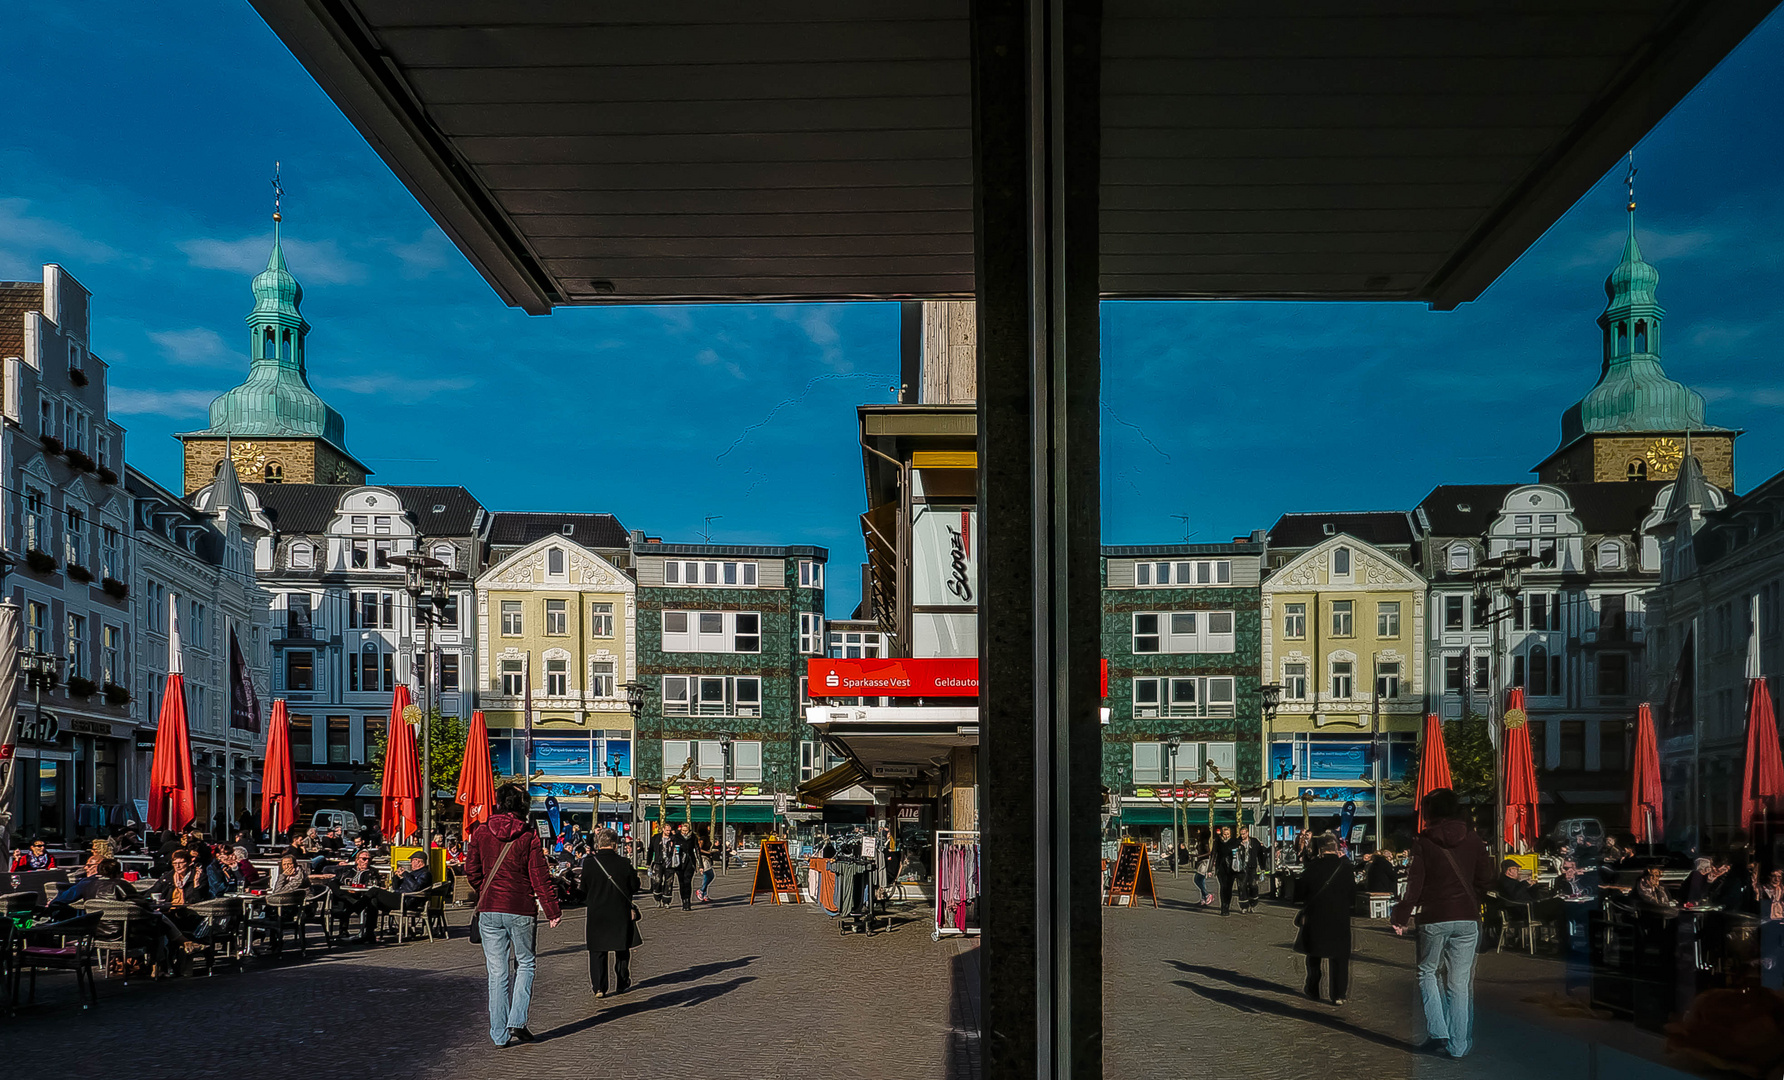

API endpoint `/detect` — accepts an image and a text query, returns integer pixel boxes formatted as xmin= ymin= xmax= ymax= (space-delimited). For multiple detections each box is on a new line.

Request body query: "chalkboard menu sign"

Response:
xmin=749 ymin=837 xmax=804 ymax=905
xmin=1104 ymin=838 xmax=1158 ymax=907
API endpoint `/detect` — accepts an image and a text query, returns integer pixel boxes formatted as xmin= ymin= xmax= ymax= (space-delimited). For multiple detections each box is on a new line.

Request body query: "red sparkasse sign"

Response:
xmin=807 ymin=657 xmax=979 ymax=697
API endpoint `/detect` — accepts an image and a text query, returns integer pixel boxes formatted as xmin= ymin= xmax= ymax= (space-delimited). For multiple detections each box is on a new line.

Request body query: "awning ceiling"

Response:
xmin=250 ymin=0 xmax=1775 ymax=312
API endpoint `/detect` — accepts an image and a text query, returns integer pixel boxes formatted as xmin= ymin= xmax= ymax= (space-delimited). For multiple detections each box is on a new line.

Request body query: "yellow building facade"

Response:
xmin=476 ymin=534 xmax=637 ymax=818
xmin=1260 ymin=534 xmax=1426 ymax=837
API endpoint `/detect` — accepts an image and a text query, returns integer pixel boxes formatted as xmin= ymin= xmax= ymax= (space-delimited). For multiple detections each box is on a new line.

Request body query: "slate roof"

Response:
xmin=0 ymin=281 xmax=45 ymax=362
xmin=1103 ymin=542 xmax=1264 ymax=557
xmin=636 ymin=541 xmax=829 ymax=559
xmin=242 ymin=484 xmax=484 ymax=535
xmin=487 ymin=512 xmax=629 ymax=550
xmin=1266 ymin=511 xmax=1415 ymax=549
xmin=1416 ymin=481 xmax=1671 ymax=537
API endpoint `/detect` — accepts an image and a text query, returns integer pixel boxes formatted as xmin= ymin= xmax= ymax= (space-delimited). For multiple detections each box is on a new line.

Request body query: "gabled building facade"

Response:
xmin=475 ymin=525 xmax=636 ymax=827
xmin=1101 ymin=542 xmax=1265 ymax=840
xmin=1 ymin=265 xmax=133 ymax=841
xmin=1261 ymin=530 xmax=1426 ymax=841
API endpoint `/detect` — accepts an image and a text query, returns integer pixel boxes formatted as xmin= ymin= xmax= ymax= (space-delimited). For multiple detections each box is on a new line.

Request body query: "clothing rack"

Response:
xmin=933 ymin=830 xmax=981 ymax=940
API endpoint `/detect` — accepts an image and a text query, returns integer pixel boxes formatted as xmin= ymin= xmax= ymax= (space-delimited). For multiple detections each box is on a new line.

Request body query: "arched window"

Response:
xmin=1633 ymin=320 xmax=1648 ymax=353
xmin=289 ymin=541 xmax=314 ymax=570
xmin=431 ymin=542 xmax=456 ymax=569
xmin=1529 ymin=645 xmax=1550 ymax=696
xmin=263 ymin=327 xmax=276 ymax=358
xmin=1332 ymin=546 xmax=1351 ymax=576
xmin=1447 ymin=543 xmax=1472 ymax=572
xmin=1598 ymin=540 xmax=1622 ymax=570
xmin=1617 ymin=322 xmax=1628 ymax=353
xmin=281 ymin=329 xmax=292 ymax=359
xmin=264 ymin=461 xmax=284 ymax=483
xmin=1626 ymin=459 xmax=1647 ymax=480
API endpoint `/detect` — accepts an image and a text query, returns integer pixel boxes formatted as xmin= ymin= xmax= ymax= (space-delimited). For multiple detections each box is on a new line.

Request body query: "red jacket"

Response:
xmin=465 ymin=813 xmax=560 ymax=921
xmin=1391 ymin=818 xmax=1494 ymax=927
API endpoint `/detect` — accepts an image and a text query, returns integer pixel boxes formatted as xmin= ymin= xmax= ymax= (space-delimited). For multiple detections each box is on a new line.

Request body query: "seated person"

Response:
xmin=110 ymin=827 xmax=144 ymax=855
xmin=1634 ymin=864 xmax=1679 ymax=914
xmin=394 ymin=851 xmax=432 ymax=894
xmin=1365 ymin=850 xmax=1398 ymax=894
xmin=50 ymin=854 xmax=135 ymax=910
xmin=232 ymin=846 xmax=262 ymax=888
xmin=269 ymin=854 xmax=313 ymax=896
xmin=1683 ymin=857 xmax=1714 ymax=905
xmin=1550 ymin=858 xmax=1597 ymax=902
xmin=332 ymin=849 xmax=383 ymax=944
xmin=1496 ymin=859 xmax=1543 ymax=905
xmin=10 ymin=837 xmax=55 ymax=871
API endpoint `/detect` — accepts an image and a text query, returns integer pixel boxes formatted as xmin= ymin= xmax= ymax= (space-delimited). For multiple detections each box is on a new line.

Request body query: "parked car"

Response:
xmin=310 ymin=809 xmax=364 ymax=838
xmin=1551 ymin=817 xmax=1605 ymax=859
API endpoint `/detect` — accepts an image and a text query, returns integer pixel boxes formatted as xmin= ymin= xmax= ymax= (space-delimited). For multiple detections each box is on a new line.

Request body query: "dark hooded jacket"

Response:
xmin=1390 ymin=817 xmax=1493 ymax=927
xmin=465 ymin=813 xmax=561 ymax=921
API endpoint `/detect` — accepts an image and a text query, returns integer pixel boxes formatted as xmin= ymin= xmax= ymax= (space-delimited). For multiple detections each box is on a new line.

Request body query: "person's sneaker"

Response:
xmin=1332 ymin=998 xmax=1347 ymax=1007
xmin=508 ymin=1027 xmax=535 ymax=1044
xmin=594 ymin=990 xmax=605 ymax=998
xmin=1418 ymin=1039 xmax=1448 ymax=1056
xmin=615 ymin=981 xmax=630 ymax=995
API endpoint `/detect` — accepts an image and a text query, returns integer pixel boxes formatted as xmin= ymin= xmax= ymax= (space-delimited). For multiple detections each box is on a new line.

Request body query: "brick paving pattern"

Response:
xmin=6 ymin=871 xmax=1718 ymax=1079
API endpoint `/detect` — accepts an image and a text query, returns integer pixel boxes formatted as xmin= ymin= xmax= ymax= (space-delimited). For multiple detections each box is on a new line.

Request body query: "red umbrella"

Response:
xmin=1741 ymin=677 xmax=1784 ymax=832
xmin=1416 ymin=713 xmax=1453 ymax=832
xmin=1502 ymin=687 xmax=1540 ymax=852
xmin=148 ymin=672 xmax=196 ymax=831
xmin=260 ymin=700 xmax=299 ymax=843
xmin=455 ymin=710 xmax=497 ymax=829
xmin=1629 ymin=702 xmax=1664 ymax=844
xmin=380 ymin=685 xmax=422 ymax=842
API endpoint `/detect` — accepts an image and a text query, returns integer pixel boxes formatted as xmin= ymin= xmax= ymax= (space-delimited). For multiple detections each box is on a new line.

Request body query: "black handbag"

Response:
xmin=468 ymin=839 xmax=516 ymax=945
xmin=591 ymin=852 xmax=645 ymax=949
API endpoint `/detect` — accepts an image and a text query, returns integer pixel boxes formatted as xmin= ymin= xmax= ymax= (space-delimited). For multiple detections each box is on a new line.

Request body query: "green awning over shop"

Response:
xmin=646 ymin=803 xmax=777 ymax=823
xmin=1118 ymin=806 xmax=1249 ymax=826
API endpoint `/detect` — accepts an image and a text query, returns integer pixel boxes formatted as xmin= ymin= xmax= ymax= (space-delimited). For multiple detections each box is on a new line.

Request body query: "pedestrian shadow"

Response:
xmin=630 ymin=955 xmax=759 ymax=992
xmin=1166 ymin=961 xmax=1303 ymax=998
xmin=1270 ymin=940 xmax=1405 ymax=967
xmin=1173 ymin=979 xmax=1416 ymax=1053
xmin=536 ymin=976 xmax=757 ymax=1039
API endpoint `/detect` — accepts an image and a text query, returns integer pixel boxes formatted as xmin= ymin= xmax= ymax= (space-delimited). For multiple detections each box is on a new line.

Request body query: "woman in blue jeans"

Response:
xmin=466 ymin=784 xmax=563 ymax=1048
xmin=1390 ymin=788 xmax=1494 ymax=1060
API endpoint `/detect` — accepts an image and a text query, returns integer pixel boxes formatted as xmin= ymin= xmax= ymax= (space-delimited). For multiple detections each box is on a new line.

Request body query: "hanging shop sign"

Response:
xmin=911 ymin=504 xmax=978 ymax=607
xmin=806 ymin=657 xmax=979 ymax=698
xmin=749 ymin=837 xmax=803 ymax=905
xmin=17 ymin=711 xmax=60 ymax=745
xmin=1104 ymin=837 xmax=1158 ymax=908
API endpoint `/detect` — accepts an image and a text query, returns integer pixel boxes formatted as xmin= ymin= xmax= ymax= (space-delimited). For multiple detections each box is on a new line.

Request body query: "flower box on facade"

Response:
xmin=24 ymin=549 xmax=58 ymax=574
xmin=102 ymin=576 xmax=128 ymax=599
xmin=68 ymin=367 xmax=89 ymax=387
xmin=66 ymin=563 xmax=94 ymax=584
xmin=96 ymin=466 xmax=118 ymax=486
xmin=103 ymin=682 xmax=130 ymax=706
xmin=66 ymin=676 xmax=97 ymax=700
xmin=64 ymin=449 xmax=95 ymax=472
xmin=39 ymin=435 xmax=63 ymax=455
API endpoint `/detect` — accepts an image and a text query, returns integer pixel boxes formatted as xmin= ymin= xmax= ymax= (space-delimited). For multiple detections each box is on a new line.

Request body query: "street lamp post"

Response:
xmin=391 ymin=553 xmax=454 ymax=852
xmin=1259 ymin=683 xmax=1283 ymax=851
xmin=1470 ymin=550 xmax=1535 ymax=860
xmin=1164 ymin=734 xmax=1182 ymax=873
xmin=718 ymin=729 xmax=735 ymax=872
xmin=21 ymin=646 xmax=65 ymax=833
xmin=623 ymin=680 xmax=646 ymax=861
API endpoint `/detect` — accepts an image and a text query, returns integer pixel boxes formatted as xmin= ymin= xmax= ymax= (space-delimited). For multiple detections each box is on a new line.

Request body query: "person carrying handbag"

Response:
xmin=583 ymin=827 xmax=643 ymax=999
xmin=465 ymin=784 xmax=562 ymax=1048
xmin=1294 ymin=833 xmax=1358 ymax=1005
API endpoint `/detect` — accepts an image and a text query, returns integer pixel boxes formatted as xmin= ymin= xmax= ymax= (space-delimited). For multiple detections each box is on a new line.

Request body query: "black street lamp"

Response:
xmin=1259 ymin=682 xmax=1283 ymax=846
xmin=622 ymin=681 xmax=647 ymax=851
xmin=717 ymin=728 xmax=736 ymax=869
xmin=1164 ymin=733 xmax=1184 ymax=873
xmin=1468 ymin=549 xmax=1538 ymax=860
xmin=390 ymin=553 xmax=456 ymax=851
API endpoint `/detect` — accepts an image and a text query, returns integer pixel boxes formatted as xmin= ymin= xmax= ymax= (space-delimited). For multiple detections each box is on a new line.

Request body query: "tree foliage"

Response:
xmin=1404 ymin=712 xmax=1498 ymax=832
xmin=367 ymin=707 xmax=468 ymax=803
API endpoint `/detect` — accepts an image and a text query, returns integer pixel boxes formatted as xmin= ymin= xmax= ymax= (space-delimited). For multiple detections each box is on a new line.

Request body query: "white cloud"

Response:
xmin=386 ymin=230 xmax=457 ymax=277
xmin=178 ymin=233 xmax=366 ymax=284
xmin=315 ymin=373 xmax=476 ymax=398
xmin=109 ymin=387 xmax=218 ymax=416
xmin=148 ymin=327 xmax=235 ymax=367
xmin=0 ymin=197 xmax=126 ymax=277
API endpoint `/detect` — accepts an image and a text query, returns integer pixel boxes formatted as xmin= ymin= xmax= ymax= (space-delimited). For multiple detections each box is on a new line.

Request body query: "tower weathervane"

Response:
xmin=1625 ymin=150 xmax=1637 ymax=214
xmin=271 ymin=161 xmax=284 ymax=225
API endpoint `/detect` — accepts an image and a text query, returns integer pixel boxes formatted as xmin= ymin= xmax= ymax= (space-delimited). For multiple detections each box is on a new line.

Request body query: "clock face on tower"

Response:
xmin=229 ymin=440 xmax=267 ymax=478
xmin=1644 ymin=438 xmax=1684 ymax=477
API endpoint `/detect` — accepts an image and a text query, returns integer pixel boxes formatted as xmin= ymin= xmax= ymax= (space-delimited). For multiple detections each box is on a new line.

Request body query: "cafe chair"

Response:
xmin=9 ymin=910 xmax=101 ymax=1009
xmin=186 ymin=897 xmax=247 ymax=975
xmin=258 ymin=893 xmax=311 ymax=958
xmin=80 ymin=899 xmax=157 ymax=981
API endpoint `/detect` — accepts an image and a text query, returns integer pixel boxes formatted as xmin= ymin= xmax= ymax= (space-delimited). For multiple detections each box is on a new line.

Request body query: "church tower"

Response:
xmin=1533 ymin=169 xmax=1736 ymax=488
xmin=179 ymin=178 xmax=369 ymax=494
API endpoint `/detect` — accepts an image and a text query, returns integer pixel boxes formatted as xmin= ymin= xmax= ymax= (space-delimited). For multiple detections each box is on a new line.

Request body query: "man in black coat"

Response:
xmin=1224 ymin=824 xmax=1268 ymax=913
xmin=1296 ymin=833 xmax=1357 ymax=1004
xmin=670 ymin=823 xmax=699 ymax=911
xmin=1212 ymin=826 xmax=1237 ymax=915
xmin=584 ymin=827 xmax=641 ymax=997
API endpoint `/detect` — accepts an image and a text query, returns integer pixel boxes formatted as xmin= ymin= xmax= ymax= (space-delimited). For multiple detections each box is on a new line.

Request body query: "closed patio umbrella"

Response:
xmin=1628 ymin=702 xmax=1663 ymax=844
xmin=260 ymin=699 xmax=299 ymax=844
xmin=380 ymin=685 xmax=422 ymax=842
xmin=149 ymin=591 xmax=196 ymax=832
xmin=1502 ymin=688 xmax=1540 ymax=853
xmin=455 ymin=710 xmax=496 ymax=829
xmin=1416 ymin=713 xmax=1452 ymax=832
xmin=1741 ymin=677 xmax=1784 ymax=832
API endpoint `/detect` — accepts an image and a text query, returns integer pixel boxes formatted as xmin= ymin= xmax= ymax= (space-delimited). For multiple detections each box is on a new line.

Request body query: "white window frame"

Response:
xmin=547 ymin=547 xmax=566 ymax=577
xmin=1377 ymin=601 xmax=1401 ymax=638
xmin=664 ymin=560 xmax=758 ymax=588
xmin=589 ymin=659 xmax=616 ymax=698
xmin=1448 ymin=543 xmax=1472 ymax=571
xmin=1330 ymin=659 xmax=1354 ymax=699
xmin=799 ymin=612 xmax=824 ymax=654
xmin=290 ymin=541 xmax=314 ymax=570
xmin=1330 ymin=600 xmax=1354 ymax=637
xmin=1131 ymin=676 xmax=1235 ymax=718
xmin=1131 ymin=611 xmax=1235 ymax=654
xmin=590 ymin=602 xmax=614 ymax=638
xmin=662 ymin=611 xmax=762 ymax=654
xmin=798 ymin=559 xmax=823 ymax=588
xmin=1283 ymin=661 xmax=1308 ymax=700
xmin=660 ymin=674 xmax=762 ymax=717
xmin=1376 ymin=660 xmax=1401 ymax=700
xmin=545 ymin=658 xmax=569 ymax=696
xmin=500 ymin=600 xmax=523 ymax=636
xmin=499 ymin=659 xmax=525 ymax=696
xmin=545 ymin=598 xmax=568 ymax=636
xmin=1282 ymin=602 xmax=1306 ymax=639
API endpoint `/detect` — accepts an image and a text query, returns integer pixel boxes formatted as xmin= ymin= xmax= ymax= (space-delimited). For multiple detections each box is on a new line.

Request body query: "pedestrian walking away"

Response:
xmin=584 ymin=827 xmax=643 ymax=999
xmin=466 ymin=783 xmax=563 ymax=1048
xmin=672 ymin=822 xmax=699 ymax=911
xmin=1391 ymin=787 xmax=1493 ymax=1060
xmin=1294 ymin=833 xmax=1357 ymax=1005
xmin=1222 ymin=824 xmax=1268 ymax=913
xmin=1212 ymin=826 xmax=1236 ymax=915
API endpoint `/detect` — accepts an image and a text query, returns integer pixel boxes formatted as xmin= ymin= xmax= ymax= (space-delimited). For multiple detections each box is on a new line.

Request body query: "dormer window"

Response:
xmin=1598 ymin=541 xmax=1623 ymax=571
xmin=431 ymin=542 xmax=455 ymax=569
xmin=1331 ymin=546 xmax=1351 ymax=576
xmin=290 ymin=541 xmax=314 ymax=570
xmin=1447 ymin=543 xmax=1472 ymax=571
xmin=68 ymin=343 xmax=82 ymax=374
xmin=561 ymin=524 xmax=574 ymax=536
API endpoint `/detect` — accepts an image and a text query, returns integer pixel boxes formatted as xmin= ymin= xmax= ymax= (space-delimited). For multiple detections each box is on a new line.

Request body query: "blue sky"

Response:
xmin=3 ymin=4 xmax=1783 ymax=618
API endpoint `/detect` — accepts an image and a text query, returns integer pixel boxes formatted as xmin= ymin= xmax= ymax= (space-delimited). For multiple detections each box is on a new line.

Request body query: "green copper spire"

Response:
xmin=1557 ymin=160 xmax=1717 ymax=446
xmin=184 ymin=175 xmax=359 ymax=459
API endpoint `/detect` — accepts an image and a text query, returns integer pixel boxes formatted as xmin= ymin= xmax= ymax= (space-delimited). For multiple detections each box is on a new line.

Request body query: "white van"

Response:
xmin=310 ymin=809 xmax=364 ymax=838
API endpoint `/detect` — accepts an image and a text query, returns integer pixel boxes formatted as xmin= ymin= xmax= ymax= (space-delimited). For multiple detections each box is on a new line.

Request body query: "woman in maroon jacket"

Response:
xmin=1390 ymin=788 xmax=1494 ymax=1060
xmin=465 ymin=784 xmax=562 ymax=1048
